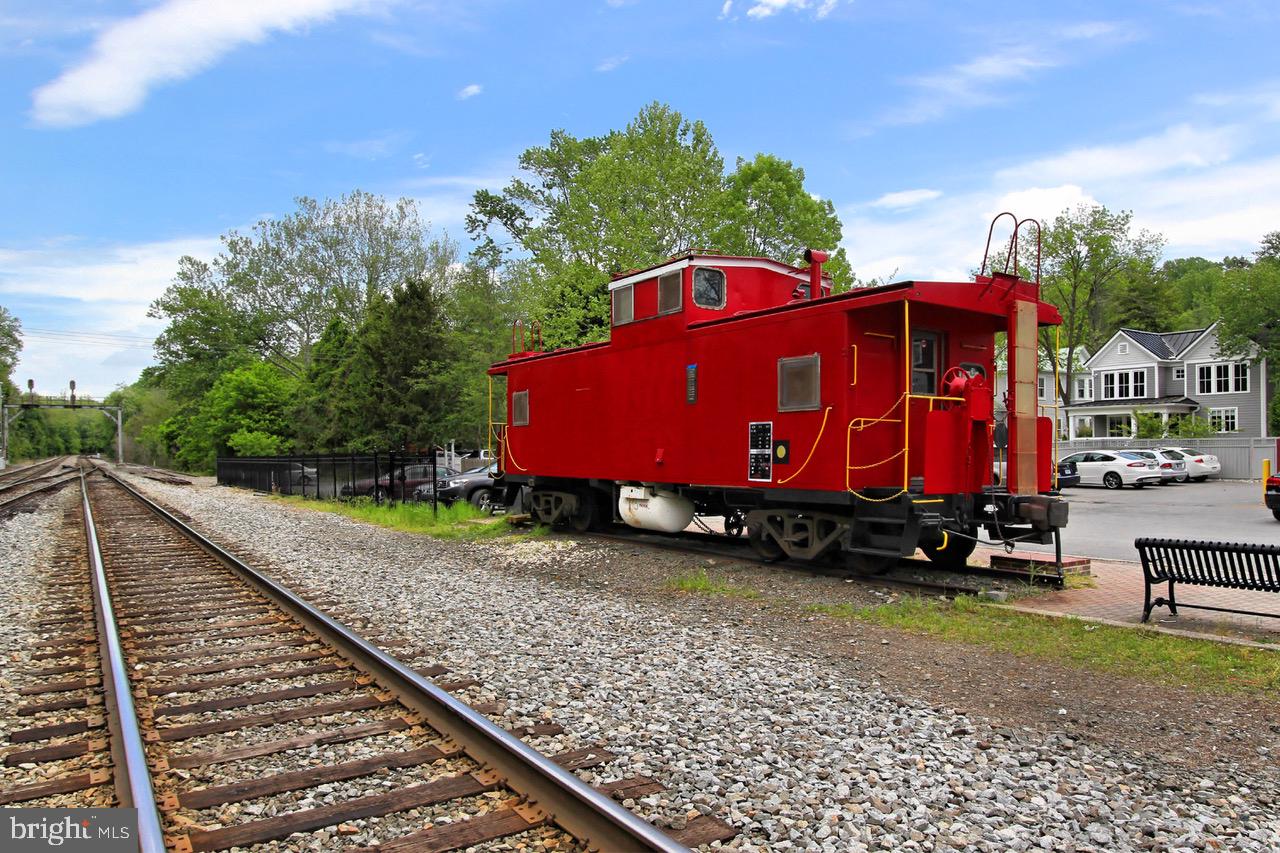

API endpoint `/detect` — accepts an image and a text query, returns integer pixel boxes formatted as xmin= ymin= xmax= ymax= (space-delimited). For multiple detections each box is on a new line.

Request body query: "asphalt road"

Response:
xmin=1011 ymin=479 xmax=1278 ymax=562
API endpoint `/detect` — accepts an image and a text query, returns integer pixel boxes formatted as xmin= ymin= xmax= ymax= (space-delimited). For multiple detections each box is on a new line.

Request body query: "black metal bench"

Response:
xmin=1135 ymin=538 xmax=1280 ymax=622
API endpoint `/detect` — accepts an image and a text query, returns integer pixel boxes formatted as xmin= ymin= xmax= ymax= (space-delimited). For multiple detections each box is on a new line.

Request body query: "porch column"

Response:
xmin=1069 ymin=416 xmax=1077 ymax=440
xmin=1129 ymin=414 xmax=1137 ymax=437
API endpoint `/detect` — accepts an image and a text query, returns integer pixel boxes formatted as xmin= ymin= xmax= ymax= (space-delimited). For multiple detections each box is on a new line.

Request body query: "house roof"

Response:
xmin=1118 ymin=327 xmax=1209 ymax=360
xmin=1066 ymin=395 xmax=1200 ymax=411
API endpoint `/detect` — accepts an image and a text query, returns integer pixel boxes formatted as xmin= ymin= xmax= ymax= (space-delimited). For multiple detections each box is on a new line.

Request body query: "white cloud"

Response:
xmin=868 ymin=189 xmax=942 ymax=210
xmin=0 ymin=236 xmax=222 ymax=393
xmin=719 ymin=1 xmax=733 ymax=19
xmin=0 ymin=236 xmax=222 ymax=304
xmin=456 ymin=83 xmax=483 ymax=100
xmin=997 ymin=124 xmax=1240 ymax=185
xmin=323 ymin=130 xmax=409 ymax=160
xmin=31 ymin=0 xmax=381 ymax=127
xmin=744 ymin=0 xmax=839 ymax=20
xmin=596 ymin=55 xmax=628 ymax=72
xmin=860 ymin=21 xmax=1134 ymax=132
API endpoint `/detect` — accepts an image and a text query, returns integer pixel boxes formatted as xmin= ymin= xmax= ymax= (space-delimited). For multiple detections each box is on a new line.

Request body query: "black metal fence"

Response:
xmin=216 ymin=451 xmax=455 ymax=503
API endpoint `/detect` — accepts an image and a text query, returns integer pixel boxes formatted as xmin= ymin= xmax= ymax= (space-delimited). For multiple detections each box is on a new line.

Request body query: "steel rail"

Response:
xmin=101 ymin=469 xmax=686 ymax=853
xmin=80 ymin=472 xmax=168 ymax=853
xmin=0 ymin=472 xmax=82 ymax=514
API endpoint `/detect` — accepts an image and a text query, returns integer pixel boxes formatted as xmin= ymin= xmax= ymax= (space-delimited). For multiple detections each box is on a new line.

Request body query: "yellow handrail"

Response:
xmin=776 ymin=406 xmax=832 ymax=485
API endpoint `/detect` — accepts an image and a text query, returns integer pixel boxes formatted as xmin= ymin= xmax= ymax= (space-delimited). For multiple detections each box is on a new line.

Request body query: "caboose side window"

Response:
xmin=911 ymin=331 xmax=939 ymax=394
xmin=658 ymin=272 xmax=682 ymax=314
xmin=692 ymin=267 xmax=726 ymax=309
xmin=778 ymin=354 xmax=821 ymax=412
xmin=612 ymin=285 xmax=634 ymax=325
xmin=512 ymin=390 xmax=529 ymax=426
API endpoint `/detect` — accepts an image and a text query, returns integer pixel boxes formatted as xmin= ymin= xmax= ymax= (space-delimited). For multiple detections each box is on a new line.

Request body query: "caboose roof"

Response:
xmin=607 ymin=252 xmax=813 ymax=291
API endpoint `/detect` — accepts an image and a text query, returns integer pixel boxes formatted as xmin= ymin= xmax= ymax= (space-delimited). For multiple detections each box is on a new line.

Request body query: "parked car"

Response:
xmin=285 ymin=462 xmax=317 ymax=487
xmin=991 ymin=457 xmax=1079 ymax=490
xmin=339 ymin=463 xmax=459 ymax=499
xmin=1267 ymin=475 xmax=1280 ymax=521
xmin=1155 ymin=447 xmax=1222 ymax=482
xmin=413 ymin=462 xmax=500 ymax=512
xmin=1122 ymin=449 xmax=1187 ymax=484
xmin=1058 ymin=450 xmax=1162 ymax=489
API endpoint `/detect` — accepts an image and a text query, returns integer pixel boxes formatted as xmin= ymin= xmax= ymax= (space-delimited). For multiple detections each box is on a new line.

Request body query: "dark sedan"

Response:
xmin=340 ymin=463 xmax=459 ymax=499
xmin=414 ymin=462 xmax=500 ymax=512
xmin=1056 ymin=458 xmax=1080 ymax=489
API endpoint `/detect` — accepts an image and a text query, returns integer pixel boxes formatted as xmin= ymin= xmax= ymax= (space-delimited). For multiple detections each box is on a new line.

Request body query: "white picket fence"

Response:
xmin=1054 ymin=436 xmax=1277 ymax=480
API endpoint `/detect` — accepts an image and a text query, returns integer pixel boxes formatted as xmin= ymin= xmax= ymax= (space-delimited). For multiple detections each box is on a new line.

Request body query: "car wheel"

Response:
xmin=1103 ymin=472 xmax=1122 ymax=490
xmin=373 ymin=487 xmax=387 ymax=501
xmin=469 ymin=488 xmax=495 ymax=514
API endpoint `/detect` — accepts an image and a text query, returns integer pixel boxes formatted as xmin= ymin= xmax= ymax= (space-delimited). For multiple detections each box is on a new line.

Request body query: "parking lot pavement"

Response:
xmin=1014 ymin=480 xmax=1276 ymax=562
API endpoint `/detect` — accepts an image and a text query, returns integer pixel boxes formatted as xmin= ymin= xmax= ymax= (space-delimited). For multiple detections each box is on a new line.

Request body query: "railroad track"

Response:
xmin=0 ymin=457 xmax=83 ymax=516
xmin=1 ymin=470 xmax=735 ymax=851
xmin=582 ymin=525 xmax=1040 ymax=597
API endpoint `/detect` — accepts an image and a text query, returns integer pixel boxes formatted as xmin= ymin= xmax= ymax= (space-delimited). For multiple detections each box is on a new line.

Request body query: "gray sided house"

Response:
xmin=1066 ymin=323 xmax=1273 ymax=439
xmin=994 ymin=347 xmax=1089 ymax=438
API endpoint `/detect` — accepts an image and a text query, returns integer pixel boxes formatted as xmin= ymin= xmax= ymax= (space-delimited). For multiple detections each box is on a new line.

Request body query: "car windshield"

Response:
xmin=1117 ymin=451 xmax=1147 ymax=461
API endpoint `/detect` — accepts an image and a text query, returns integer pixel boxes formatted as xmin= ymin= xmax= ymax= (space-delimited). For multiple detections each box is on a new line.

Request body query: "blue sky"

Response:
xmin=2 ymin=0 xmax=1279 ymax=395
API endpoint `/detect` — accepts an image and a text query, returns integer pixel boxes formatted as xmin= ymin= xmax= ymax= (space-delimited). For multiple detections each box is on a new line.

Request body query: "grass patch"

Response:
xmin=666 ymin=568 xmax=760 ymax=599
xmin=808 ymin=595 xmax=1280 ymax=695
xmin=277 ymin=495 xmax=508 ymax=540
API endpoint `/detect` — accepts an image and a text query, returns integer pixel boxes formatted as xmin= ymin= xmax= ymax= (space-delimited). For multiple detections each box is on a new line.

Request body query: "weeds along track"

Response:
xmin=1 ymin=470 xmax=734 ymax=851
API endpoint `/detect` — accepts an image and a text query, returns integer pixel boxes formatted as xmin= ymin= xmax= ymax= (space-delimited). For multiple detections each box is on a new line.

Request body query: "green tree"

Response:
xmin=0 ymin=306 xmax=20 ymax=382
xmin=1037 ymin=204 xmax=1164 ymax=402
xmin=468 ymin=102 xmax=852 ymax=345
xmin=1215 ymin=258 xmax=1280 ymax=366
xmin=179 ymin=362 xmax=299 ymax=470
xmin=1134 ymin=410 xmax=1165 ymax=439
xmin=1158 ymin=257 xmax=1226 ymax=330
xmin=719 ymin=153 xmax=853 ymax=290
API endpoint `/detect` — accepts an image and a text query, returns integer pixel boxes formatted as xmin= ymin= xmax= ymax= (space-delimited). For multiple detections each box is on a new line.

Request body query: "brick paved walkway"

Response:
xmin=986 ymin=548 xmax=1280 ymax=641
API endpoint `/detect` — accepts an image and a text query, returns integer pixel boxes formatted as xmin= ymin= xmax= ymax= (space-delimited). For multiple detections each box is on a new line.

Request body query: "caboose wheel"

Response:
xmin=844 ymin=551 xmax=896 ymax=576
xmin=920 ymin=527 xmax=978 ymax=571
xmin=748 ymin=523 xmax=785 ymax=562
xmin=569 ymin=493 xmax=597 ymax=532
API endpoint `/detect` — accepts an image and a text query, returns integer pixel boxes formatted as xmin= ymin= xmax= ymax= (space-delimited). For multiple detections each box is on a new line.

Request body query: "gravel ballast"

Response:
xmin=58 ymin=476 xmax=1280 ymax=849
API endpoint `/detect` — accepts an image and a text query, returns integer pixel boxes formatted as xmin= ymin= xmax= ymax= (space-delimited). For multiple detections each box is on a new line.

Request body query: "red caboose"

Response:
xmin=489 ymin=217 xmax=1068 ymax=572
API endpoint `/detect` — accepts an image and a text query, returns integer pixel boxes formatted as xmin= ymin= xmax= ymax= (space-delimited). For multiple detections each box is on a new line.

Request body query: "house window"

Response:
xmin=1074 ymin=377 xmax=1093 ymax=401
xmin=1198 ymin=362 xmax=1249 ymax=394
xmin=1233 ymin=363 xmax=1249 ymax=392
xmin=1118 ymin=342 xmax=1129 ymax=355
xmin=1173 ymin=367 xmax=1185 ymax=381
xmin=1208 ymin=407 xmax=1237 ymax=432
xmin=692 ymin=267 xmax=726 ymax=309
xmin=1106 ymin=415 xmax=1131 ymax=437
xmin=910 ymin=331 xmax=940 ymax=394
xmin=778 ymin=354 xmax=821 ymax=411
xmin=658 ymin=272 xmax=682 ymax=314
xmin=1037 ymin=377 xmax=1047 ymax=399
xmin=512 ymin=390 xmax=529 ymax=426
xmin=1101 ymin=369 xmax=1146 ymax=399
xmin=611 ymin=285 xmax=634 ymax=325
